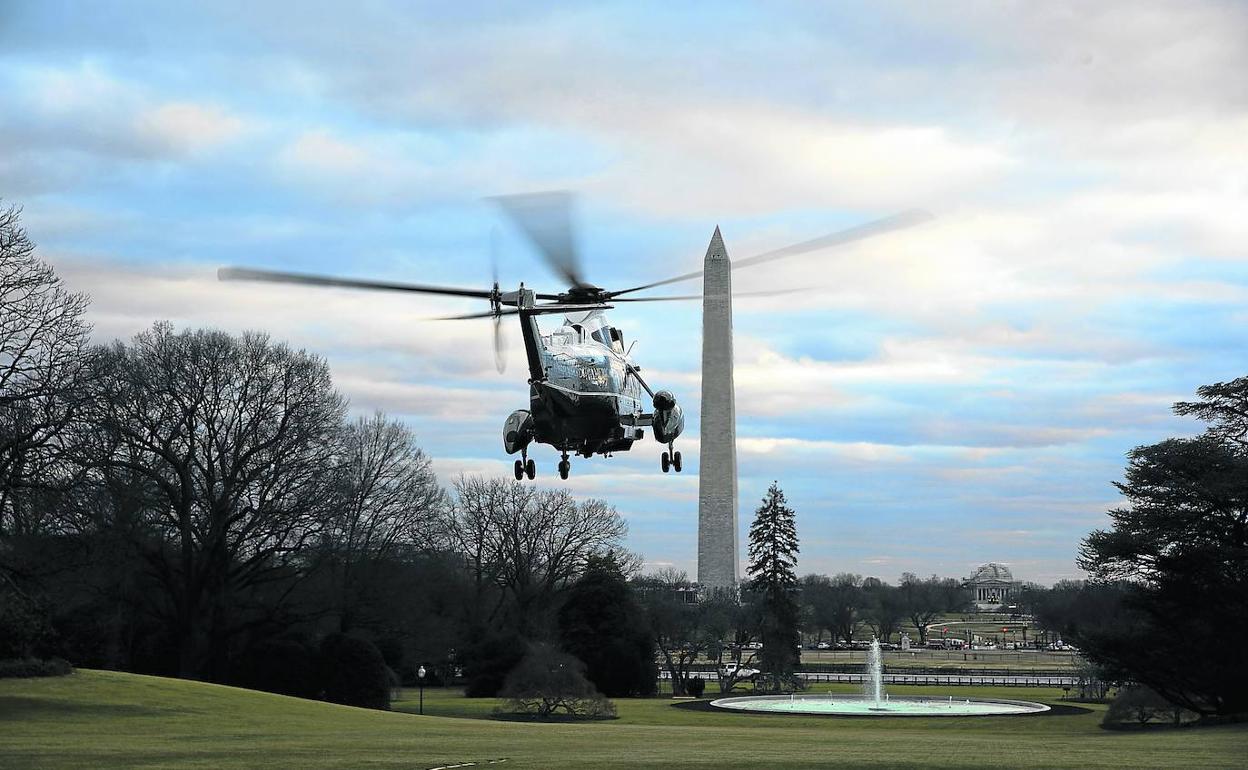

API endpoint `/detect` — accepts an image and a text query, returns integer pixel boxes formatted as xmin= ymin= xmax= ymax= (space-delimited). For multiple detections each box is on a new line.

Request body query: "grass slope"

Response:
xmin=1 ymin=671 xmax=1245 ymax=769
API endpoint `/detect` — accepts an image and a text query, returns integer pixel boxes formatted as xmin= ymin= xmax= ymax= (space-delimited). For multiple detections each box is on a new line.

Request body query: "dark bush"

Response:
xmin=234 ymin=638 xmax=318 ymax=698
xmin=461 ymin=631 xmax=526 ymax=697
xmin=558 ymin=554 xmax=657 ymax=698
xmin=373 ymin=636 xmax=405 ymax=673
xmin=0 ymin=657 xmax=73 ymax=678
xmin=317 ymin=633 xmax=391 ymax=710
xmin=0 ymin=577 xmax=54 ymax=659
xmin=684 ymin=676 xmax=706 ymax=697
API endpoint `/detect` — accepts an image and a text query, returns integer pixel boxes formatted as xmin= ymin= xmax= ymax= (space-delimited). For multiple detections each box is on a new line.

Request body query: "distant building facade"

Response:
xmin=964 ymin=562 xmax=1016 ymax=610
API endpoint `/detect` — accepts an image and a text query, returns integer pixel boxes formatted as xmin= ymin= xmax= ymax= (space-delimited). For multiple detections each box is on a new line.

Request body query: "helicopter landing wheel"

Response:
xmin=525 ymin=458 xmax=536 ymax=480
xmin=513 ymin=459 xmax=524 ymax=480
xmin=661 ymin=451 xmax=671 ymax=473
xmin=672 ymin=450 xmax=682 ymax=473
xmin=558 ymin=458 xmax=570 ymax=480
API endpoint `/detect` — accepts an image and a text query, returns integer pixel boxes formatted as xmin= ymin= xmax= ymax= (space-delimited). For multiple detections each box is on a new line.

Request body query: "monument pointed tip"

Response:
xmin=705 ymin=226 xmax=728 ymax=262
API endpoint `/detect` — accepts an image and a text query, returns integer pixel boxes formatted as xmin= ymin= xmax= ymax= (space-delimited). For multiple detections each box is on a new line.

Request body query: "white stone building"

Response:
xmin=964 ymin=562 xmax=1017 ymax=610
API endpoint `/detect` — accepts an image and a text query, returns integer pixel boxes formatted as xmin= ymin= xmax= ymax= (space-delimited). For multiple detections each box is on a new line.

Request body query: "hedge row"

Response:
xmin=0 ymin=657 xmax=74 ymax=678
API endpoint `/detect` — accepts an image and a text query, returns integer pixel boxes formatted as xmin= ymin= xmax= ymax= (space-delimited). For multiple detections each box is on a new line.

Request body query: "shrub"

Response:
xmin=684 ymin=677 xmax=706 ymax=697
xmin=1104 ymin=685 xmax=1194 ymax=728
xmin=0 ymin=657 xmax=73 ymax=678
xmin=234 ymin=637 xmax=318 ymax=698
xmin=496 ymin=643 xmax=616 ymax=720
xmin=317 ymin=633 xmax=391 ymax=710
xmin=0 ymin=577 xmax=54 ymax=659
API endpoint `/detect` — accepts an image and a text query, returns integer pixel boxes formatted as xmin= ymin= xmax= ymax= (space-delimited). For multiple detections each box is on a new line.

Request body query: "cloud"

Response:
xmin=136 ymin=102 xmax=246 ymax=153
xmin=0 ymin=62 xmax=253 ymax=201
xmin=589 ymin=112 xmax=1015 ymax=216
xmin=278 ymin=129 xmax=369 ymax=175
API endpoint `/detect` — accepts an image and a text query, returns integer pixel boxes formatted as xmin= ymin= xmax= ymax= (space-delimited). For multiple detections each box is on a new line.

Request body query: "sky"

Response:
xmin=2 ymin=1 xmax=1245 ymax=585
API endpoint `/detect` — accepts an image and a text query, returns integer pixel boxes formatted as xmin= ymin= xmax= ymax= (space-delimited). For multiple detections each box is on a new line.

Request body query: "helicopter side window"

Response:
xmin=609 ymin=327 xmax=624 ymax=353
xmin=590 ymin=328 xmax=610 ymax=346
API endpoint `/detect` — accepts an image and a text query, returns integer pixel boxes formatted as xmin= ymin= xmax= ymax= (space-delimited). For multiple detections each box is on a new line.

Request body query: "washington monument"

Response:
xmin=698 ymin=227 xmax=738 ymax=589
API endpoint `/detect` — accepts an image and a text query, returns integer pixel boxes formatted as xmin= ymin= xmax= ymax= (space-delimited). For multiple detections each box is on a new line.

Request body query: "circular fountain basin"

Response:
xmin=709 ymin=694 xmax=1050 ymax=717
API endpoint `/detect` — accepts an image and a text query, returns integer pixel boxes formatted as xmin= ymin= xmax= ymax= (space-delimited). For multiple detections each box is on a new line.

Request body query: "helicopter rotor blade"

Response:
xmin=489 ymin=191 xmax=588 ymax=289
xmin=433 ymin=308 xmax=522 ymax=321
xmin=610 ymin=288 xmax=806 ymax=302
xmin=489 ymin=226 xmax=500 ymax=286
xmin=493 ymin=314 xmax=506 ymax=373
xmin=218 ymin=266 xmax=499 ymax=299
xmin=488 ymin=228 xmax=507 ymax=373
xmin=606 ymin=209 xmax=932 ymax=298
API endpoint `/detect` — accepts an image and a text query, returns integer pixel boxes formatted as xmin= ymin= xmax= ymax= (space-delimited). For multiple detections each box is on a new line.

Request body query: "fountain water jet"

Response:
xmin=864 ymin=637 xmax=886 ymax=710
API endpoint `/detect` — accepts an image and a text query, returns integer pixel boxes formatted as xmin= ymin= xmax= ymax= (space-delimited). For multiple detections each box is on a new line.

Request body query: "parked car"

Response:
xmin=719 ymin=662 xmax=762 ymax=680
xmin=816 ymin=641 xmax=831 ymax=650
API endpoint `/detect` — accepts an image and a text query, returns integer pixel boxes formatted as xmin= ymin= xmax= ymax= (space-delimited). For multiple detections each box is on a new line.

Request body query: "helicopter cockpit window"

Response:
xmin=570 ymin=324 xmax=585 ymax=342
xmin=590 ymin=328 xmax=609 ymax=346
xmin=609 ymin=327 xmax=624 ymax=353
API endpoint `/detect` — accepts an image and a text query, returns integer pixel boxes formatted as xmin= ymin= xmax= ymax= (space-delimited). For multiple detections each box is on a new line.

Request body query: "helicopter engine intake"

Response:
xmin=503 ymin=409 xmax=535 ymax=455
xmin=651 ymin=390 xmax=684 ymax=444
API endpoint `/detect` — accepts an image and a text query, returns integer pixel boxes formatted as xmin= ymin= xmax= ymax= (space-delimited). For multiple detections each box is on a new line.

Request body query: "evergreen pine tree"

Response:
xmin=746 ymin=482 xmax=800 ymax=690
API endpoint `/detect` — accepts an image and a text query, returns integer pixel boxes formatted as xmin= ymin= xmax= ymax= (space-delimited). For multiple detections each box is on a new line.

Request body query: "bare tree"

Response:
xmin=899 ymin=573 xmax=965 ymax=645
xmin=324 ymin=411 xmax=446 ymax=631
xmin=862 ymin=577 xmax=905 ymax=644
xmin=449 ymin=475 xmax=627 ymax=635
xmin=0 ymin=203 xmax=93 ymax=537
xmin=800 ymin=572 xmax=865 ymax=644
xmin=634 ymin=569 xmax=716 ymax=695
xmin=85 ymin=322 xmax=346 ymax=678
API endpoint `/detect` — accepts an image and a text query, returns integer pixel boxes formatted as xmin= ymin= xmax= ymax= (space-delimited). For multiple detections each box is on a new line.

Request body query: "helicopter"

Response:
xmin=219 ymin=193 xmax=928 ymax=480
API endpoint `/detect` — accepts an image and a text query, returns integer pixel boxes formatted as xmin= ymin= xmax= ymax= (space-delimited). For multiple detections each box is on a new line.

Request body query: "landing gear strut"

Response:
xmin=558 ymin=452 xmax=571 ymax=480
xmin=661 ymin=443 xmax=682 ymax=473
xmin=514 ymin=449 xmax=536 ymax=480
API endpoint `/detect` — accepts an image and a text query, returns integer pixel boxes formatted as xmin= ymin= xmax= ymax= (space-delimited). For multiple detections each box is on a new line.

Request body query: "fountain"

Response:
xmin=710 ymin=638 xmax=1050 ymax=717
xmin=864 ymin=637 xmax=885 ymax=709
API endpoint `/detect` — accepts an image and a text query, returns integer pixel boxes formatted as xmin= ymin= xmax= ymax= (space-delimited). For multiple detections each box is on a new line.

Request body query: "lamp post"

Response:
xmin=418 ymin=665 xmax=426 ymax=715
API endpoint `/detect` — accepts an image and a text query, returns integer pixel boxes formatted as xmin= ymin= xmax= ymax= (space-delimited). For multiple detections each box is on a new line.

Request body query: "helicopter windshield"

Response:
xmin=592 ymin=327 xmax=624 ymax=354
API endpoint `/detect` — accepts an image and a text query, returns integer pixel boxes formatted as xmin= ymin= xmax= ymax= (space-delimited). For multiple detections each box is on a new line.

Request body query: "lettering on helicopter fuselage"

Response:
xmin=579 ymin=365 xmax=608 ymax=388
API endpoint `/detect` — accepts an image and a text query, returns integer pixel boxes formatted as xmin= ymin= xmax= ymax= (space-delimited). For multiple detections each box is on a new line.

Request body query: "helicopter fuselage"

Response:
xmin=501 ymin=289 xmax=684 ymax=475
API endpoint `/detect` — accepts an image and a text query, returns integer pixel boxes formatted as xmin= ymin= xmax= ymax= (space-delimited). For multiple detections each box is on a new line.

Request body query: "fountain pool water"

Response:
xmin=709 ymin=693 xmax=1049 ymax=716
xmin=709 ymin=638 xmax=1050 ymax=717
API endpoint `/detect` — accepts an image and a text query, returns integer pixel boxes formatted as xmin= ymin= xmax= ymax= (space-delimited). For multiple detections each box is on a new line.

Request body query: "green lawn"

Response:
xmin=2 ymin=670 xmax=1245 ymax=769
